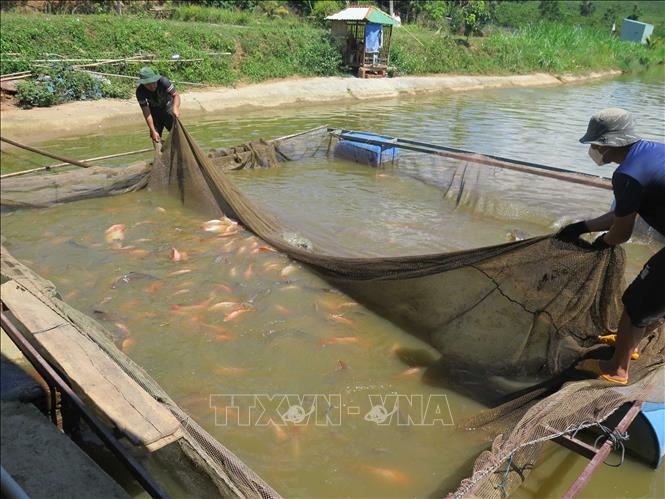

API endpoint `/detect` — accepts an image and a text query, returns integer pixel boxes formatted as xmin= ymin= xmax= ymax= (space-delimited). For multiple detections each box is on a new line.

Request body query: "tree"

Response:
xmin=627 ymin=3 xmax=642 ymax=21
xmin=603 ymin=6 xmax=617 ymax=23
xmin=449 ymin=1 xmax=491 ymax=39
xmin=539 ymin=0 xmax=561 ymax=20
xmin=579 ymin=0 xmax=594 ymax=17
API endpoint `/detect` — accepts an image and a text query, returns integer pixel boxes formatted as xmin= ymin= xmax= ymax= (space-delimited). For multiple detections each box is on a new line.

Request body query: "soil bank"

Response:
xmin=0 ymin=71 xmax=621 ymax=144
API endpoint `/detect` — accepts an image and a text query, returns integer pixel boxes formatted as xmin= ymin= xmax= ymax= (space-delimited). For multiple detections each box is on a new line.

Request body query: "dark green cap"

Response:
xmin=137 ymin=67 xmax=160 ymax=85
xmin=579 ymin=108 xmax=641 ymax=147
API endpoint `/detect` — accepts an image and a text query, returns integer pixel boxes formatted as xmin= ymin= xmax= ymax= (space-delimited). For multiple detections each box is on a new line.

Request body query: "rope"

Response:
xmin=593 ymin=423 xmax=629 ymax=467
xmin=495 ymin=453 xmax=514 ymax=498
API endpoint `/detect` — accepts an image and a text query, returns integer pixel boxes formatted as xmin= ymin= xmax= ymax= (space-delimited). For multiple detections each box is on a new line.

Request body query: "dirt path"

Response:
xmin=0 ymin=71 xmax=620 ymax=143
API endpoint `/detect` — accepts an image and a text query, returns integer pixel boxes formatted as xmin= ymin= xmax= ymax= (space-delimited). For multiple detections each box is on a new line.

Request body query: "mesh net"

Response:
xmin=2 ymin=121 xmax=663 ymax=498
xmin=149 ymin=120 xmax=664 ymax=497
xmin=0 ymin=161 xmax=150 ymax=211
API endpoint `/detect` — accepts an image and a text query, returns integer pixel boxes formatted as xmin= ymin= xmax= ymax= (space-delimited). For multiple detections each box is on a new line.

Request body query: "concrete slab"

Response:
xmin=1 ymin=401 xmax=130 ymax=499
xmin=1 ymin=329 xmax=44 ymax=403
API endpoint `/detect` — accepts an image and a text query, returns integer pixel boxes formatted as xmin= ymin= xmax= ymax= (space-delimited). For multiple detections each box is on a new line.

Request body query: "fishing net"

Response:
xmin=1 ymin=121 xmax=663 ymax=497
xmin=148 ymin=120 xmax=664 ymax=497
xmin=0 ymin=161 xmax=150 ymax=211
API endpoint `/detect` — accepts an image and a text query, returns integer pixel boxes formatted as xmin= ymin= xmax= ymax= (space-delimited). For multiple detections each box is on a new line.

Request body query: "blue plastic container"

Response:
xmin=334 ymin=132 xmax=399 ymax=167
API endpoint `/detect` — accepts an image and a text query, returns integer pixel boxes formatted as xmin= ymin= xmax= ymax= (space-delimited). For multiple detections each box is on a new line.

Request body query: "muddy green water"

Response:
xmin=2 ymin=70 xmax=664 ymax=499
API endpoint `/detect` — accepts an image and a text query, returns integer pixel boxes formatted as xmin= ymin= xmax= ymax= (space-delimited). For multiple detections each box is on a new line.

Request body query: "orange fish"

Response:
xmin=263 ymin=262 xmax=281 ymax=272
xmin=171 ymin=247 xmax=188 ymax=262
xmin=274 ymin=304 xmax=290 ymax=316
xmin=219 ymin=230 xmax=240 ymax=238
xmin=259 ymin=245 xmax=277 ymax=252
xmin=156 ymin=207 xmax=166 ymax=213
xmin=244 ymin=264 xmax=253 ymax=279
xmin=397 ymin=367 xmax=423 ymax=378
xmin=118 ymin=299 xmax=140 ymax=313
xmin=213 ymin=334 xmax=234 ymax=342
xmin=214 ymin=284 xmax=233 ymax=293
xmin=209 ymin=301 xmax=240 ymax=311
xmin=171 ymin=298 xmax=213 ymax=313
xmin=337 ymin=360 xmax=349 ymax=371
xmin=320 ymin=336 xmax=360 ymax=347
xmin=361 ymin=465 xmax=409 ymax=485
xmin=168 ymin=269 xmax=192 ymax=277
xmin=121 ymin=337 xmax=136 ymax=353
xmin=280 ymin=264 xmax=298 ymax=278
xmin=269 ymin=420 xmax=288 ymax=442
xmin=202 ymin=219 xmax=226 ymax=232
xmin=224 ymin=308 xmax=251 ymax=322
xmin=144 ymin=281 xmax=163 ymax=294
xmin=113 ymin=322 xmax=129 ymax=336
xmin=105 ymin=224 xmax=125 ymax=243
xmin=336 ymin=302 xmax=359 ymax=310
xmin=329 ymin=314 xmax=354 ymax=325
xmin=128 ymin=249 xmax=150 ymax=258
xmin=171 ymin=289 xmax=190 ymax=297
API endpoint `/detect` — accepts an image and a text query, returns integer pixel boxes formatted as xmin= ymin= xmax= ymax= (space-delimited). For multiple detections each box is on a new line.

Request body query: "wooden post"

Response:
xmin=0 ymin=136 xmax=95 ymax=169
xmin=562 ymin=401 xmax=643 ymax=499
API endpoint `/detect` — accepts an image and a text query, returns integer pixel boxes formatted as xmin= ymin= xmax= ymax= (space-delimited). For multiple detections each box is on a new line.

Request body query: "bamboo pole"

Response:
xmin=0 ymin=136 xmax=96 ymax=169
xmin=0 ymin=70 xmax=31 ymax=78
xmin=0 ymin=74 xmax=31 ymax=82
xmin=78 ymin=69 xmax=206 ymax=86
xmin=562 ymin=401 xmax=643 ymax=499
xmin=0 ymin=148 xmax=152 ymax=179
xmin=72 ymin=54 xmax=148 ymax=69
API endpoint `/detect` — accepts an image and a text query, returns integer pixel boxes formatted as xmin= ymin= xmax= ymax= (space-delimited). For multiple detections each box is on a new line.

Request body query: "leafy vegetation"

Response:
xmin=16 ymin=65 xmax=132 ymax=108
xmin=1 ymin=1 xmax=663 ymax=108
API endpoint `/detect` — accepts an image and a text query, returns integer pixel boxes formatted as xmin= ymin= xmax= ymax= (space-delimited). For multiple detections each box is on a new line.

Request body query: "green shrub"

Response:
xmin=15 ymin=65 xmax=134 ymax=108
xmin=311 ymin=1 xmax=342 ymax=19
xmin=16 ymin=80 xmax=57 ymax=108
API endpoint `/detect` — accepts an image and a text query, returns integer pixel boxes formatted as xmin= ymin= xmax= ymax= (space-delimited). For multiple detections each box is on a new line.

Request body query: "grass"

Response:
xmin=493 ymin=1 xmax=665 ymax=39
xmin=0 ymin=10 xmax=662 ymax=107
xmin=0 ymin=12 xmax=342 ymax=88
xmin=391 ymin=21 xmax=664 ymax=75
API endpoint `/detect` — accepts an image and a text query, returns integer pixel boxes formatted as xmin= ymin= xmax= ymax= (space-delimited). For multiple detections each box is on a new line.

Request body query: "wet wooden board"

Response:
xmin=1 ymin=280 xmax=182 ymax=451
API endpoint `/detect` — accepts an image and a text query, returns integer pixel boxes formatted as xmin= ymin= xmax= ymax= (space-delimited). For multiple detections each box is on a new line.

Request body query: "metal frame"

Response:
xmin=327 ymin=127 xmax=612 ymax=190
xmin=0 ymin=307 xmax=170 ymax=499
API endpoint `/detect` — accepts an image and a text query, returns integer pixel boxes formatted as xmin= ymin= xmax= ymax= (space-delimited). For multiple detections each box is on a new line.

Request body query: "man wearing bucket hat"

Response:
xmin=136 ymin=67 xmax=181 ymax=143
xmin=558 ymin=108 xmax=665 ymax=384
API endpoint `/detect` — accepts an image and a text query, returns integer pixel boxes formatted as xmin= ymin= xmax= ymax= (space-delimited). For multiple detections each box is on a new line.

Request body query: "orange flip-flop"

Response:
xmin=597 ymin=334 xmax=640 ymax=360
xmin=576 ymin=359 xmax=628 ymax=385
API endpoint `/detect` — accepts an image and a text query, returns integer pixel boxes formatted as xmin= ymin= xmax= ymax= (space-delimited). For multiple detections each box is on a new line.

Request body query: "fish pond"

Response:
xmin=1 ymin=69 xmax=664 ymax=499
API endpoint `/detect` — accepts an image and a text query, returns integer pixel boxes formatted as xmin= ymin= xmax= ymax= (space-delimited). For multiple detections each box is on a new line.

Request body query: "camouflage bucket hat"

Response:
xmin=579 ymin=108 xmax=641 ymax=147
xmin=137 ymin=67 xmax=160 ymax=85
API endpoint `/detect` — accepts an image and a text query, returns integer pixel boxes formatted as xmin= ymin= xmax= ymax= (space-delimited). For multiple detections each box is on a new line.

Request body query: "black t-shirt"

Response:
xmin=136 ymin=76 xmax=176 ymax=111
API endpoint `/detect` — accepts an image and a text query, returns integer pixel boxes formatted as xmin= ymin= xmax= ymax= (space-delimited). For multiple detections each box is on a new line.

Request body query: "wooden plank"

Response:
xmin=553 ymin=433 xmax=598 ymax=460
xmin=1 ymin=281 xmax=182 ymax=452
